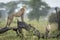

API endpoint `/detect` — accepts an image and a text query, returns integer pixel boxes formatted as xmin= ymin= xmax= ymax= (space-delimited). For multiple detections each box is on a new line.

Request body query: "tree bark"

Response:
xmin=55 ymin=7 xmax=60 ymax=30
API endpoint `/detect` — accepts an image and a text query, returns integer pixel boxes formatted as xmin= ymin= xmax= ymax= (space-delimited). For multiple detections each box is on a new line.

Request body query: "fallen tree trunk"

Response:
xmin=0 ymin=27 xmax=11 ymax=33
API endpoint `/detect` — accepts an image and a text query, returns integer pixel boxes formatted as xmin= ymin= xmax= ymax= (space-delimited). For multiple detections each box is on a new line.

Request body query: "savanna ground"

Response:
xmin=0 ymin=18 xmax=60 ymax=40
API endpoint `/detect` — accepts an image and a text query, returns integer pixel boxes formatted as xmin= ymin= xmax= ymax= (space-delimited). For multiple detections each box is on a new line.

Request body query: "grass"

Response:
xmin=0 ymin=19 xmax=59 ymax=40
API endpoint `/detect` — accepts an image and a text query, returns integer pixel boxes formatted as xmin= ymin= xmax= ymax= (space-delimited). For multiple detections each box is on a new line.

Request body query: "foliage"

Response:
xmin=0 ymin=1 xmax=20 ymax=17
xmin=0 ymin=0 xmax=50 ymax=21
xmin=0 ymin=12 xmax=2 ymax=18
xmin=48 ymin=13 xmax=57 ymax=23
xmin=0 ymin=3 xmax=6 ymax=18
xmin=26 ymin=0 xmax=50 ymax=21
xmin=0 ymin=3 xmax=6 ymax=7
xmin=49 ymin=11 xmax=60 ymax=24
xmin=5 ymin=1 xmax=20 ymax=15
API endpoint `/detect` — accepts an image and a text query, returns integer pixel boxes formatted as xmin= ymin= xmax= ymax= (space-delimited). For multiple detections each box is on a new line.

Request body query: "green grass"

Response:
xmin=0 ymin=19 xmax=59 ymax=40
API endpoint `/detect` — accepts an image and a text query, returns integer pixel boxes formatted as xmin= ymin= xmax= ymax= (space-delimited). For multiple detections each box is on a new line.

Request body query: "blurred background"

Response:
xmin=0 ymin=0 xmax=60 ymax=21
xmin=0 ymin=0 xmax=60 ymax=40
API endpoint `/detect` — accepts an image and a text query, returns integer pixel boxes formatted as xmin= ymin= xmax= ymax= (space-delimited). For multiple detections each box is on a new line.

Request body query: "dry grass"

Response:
xmin=0 ymin=19 xmax=59 ymax=40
